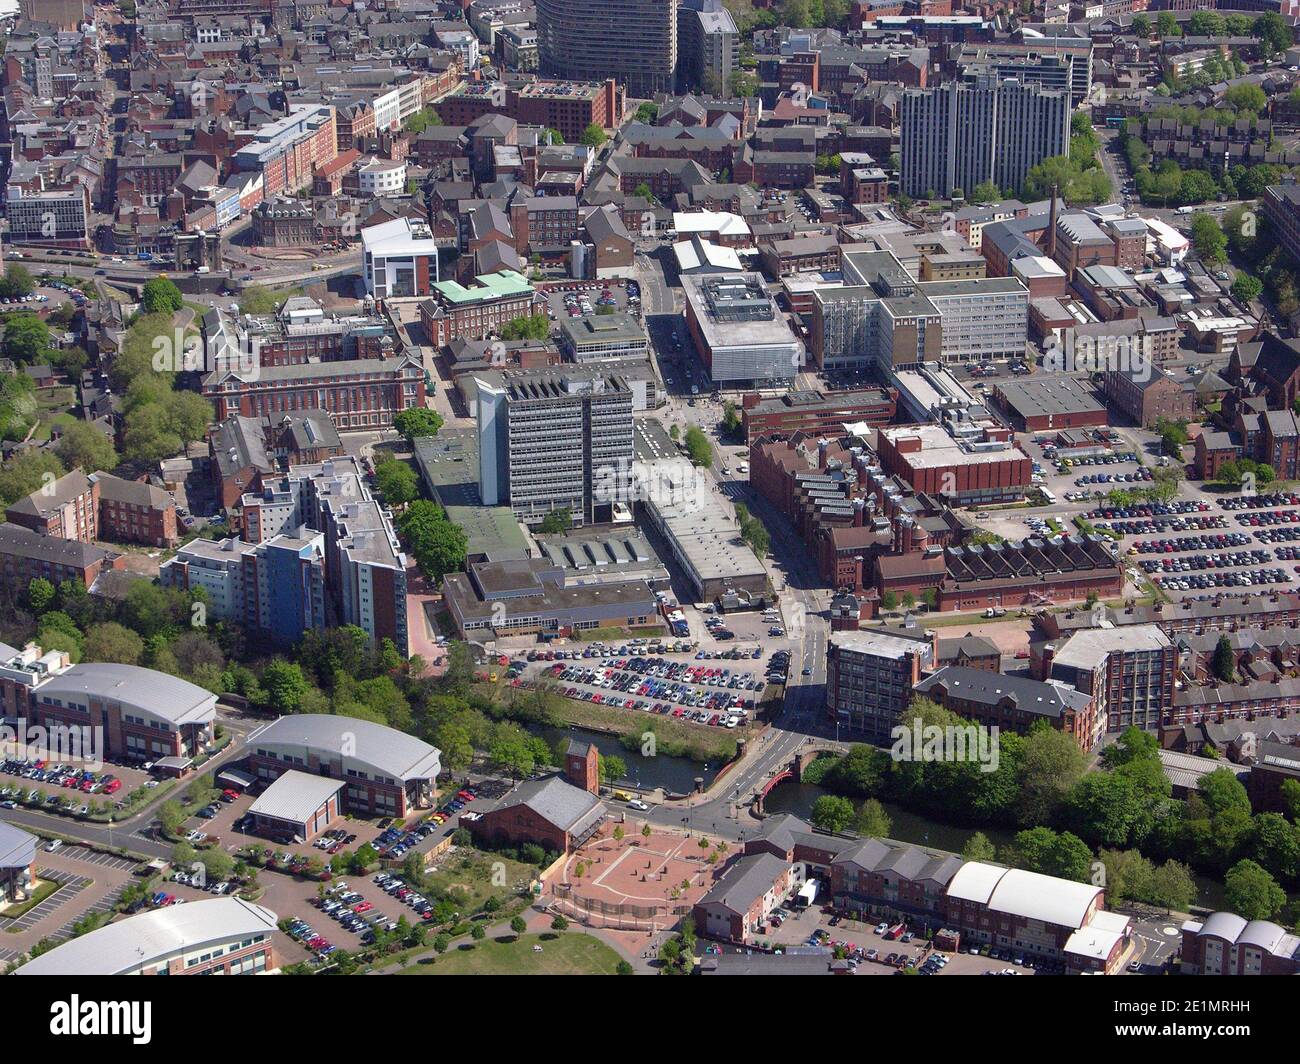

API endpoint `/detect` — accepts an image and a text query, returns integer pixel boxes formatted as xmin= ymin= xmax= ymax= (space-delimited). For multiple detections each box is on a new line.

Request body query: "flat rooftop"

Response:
xmin=412 ymin=431 xmax=529 ymax=561
xmin=995 ymin=376 xmax=1106 ymax=420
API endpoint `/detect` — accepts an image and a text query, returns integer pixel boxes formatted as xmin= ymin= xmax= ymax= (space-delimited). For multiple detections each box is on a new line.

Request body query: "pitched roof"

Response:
xmin=496 ymin=776 xmax=605 ymax=835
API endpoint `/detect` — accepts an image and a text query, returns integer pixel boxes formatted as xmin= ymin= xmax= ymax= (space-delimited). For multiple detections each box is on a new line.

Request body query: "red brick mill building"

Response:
xmin=469 ymin=744 xmax=604 ymax=854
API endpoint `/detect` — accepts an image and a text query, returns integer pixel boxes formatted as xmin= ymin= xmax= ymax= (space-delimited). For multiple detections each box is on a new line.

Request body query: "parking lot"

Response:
xmin=0 ymin=752 xmax=157 ymax=819
xmin=761 ymin=904 xmax=1041 ymax=976
xmin=0 ymin=842 xmax=142 ymax=965
xmin=513 ymin=647 xmax=783 ymax=730
xmin=542 ymin=278 xmax=640 ymax=323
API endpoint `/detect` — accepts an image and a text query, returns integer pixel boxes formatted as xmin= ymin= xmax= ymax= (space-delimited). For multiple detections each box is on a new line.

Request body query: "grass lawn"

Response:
xmin=400 ymin=932 xmax=624 ymax=975
xmin=0 ymin=878 xmax=61 ymax=921
xmin=417 ymin=850 xmax=537 ymax=913
xmin=34 ymin=410 xmax=77 ymax=441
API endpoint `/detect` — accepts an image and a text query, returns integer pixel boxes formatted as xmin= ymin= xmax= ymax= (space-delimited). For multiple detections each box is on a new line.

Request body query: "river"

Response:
xmin=529 ymin=724 xmax=724 ymax=793
xmin=765 ymin=779 xmax=1227 ymax=910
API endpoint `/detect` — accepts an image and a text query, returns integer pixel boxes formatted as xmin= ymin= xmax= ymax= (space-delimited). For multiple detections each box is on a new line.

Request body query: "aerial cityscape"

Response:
xmin=0 ymin=0 xmax=1297 ymax=999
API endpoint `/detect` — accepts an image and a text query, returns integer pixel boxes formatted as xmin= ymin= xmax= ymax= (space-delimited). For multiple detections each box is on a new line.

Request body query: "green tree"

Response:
xmin=83 ymin=622 xmax=144 ymax=665
xmin=971 ymin=180 xmax=1000 ymax=204
xmin=3 ymin=315 xmax=52 ymax=366
xmin=1131 ymin=12 xmax=1150 ymax=36
xmin=962 ymin=831 xmax=997 ymax=862
xmin=262 ymin=659 xmax=308 ymax=713
xmin=810 ymin=794 xmax=856 ymax=833
xmin=396 ymin=499 xmax=467 ymax=585
xmin=0 ymin=264 xmax=36 ymax=299
xmin=598 ymin=753 xmax=627 ymax=785
xmin=54 ymin=421 xmax=117 ymax=473
xmin=856 ymin=797 xmax=891 ymax=837
xmin=509 ymin=915 xmax=528 ymax=936
xmin=393 ymin=408 xmax=444 ymax=441
xmin=374 ymin=459 xmax=420 ymax=506
xmin=728 ymin=70 xmax=758 ymax=97
xmin=1253 ymin=11 xmax=1293 ymax=54
xmin=25 ymin=577 xmax=56 ymax=614
xmin=1212 ymin=635 xmax=1236 ymax=683
xmin=156 ymin=799 xmax=186 ymax=837
xmin=538 ymin=507 xmax=572 ymax=534
xmin=1190 ymin=213 xmax=1227 ymax=263
xmin=1225 ymin=83 xmax=1268 ymax=115
xmin=684 ymin=425 xmax=712 ymax=467
xmin=579 ymin=123 xmax=608 ymax=148
xmin=1224 ymin=859 xmax=1287 ymax=920
xmin=1231 ymin=274 xmax=1263 ymax=304
xmin=140 ymin=277 xmax=184 ymax=315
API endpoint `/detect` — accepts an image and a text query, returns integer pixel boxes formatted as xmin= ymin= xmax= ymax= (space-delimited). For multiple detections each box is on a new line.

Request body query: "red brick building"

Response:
xmin=437 ymin=79 xmax=624 ymax=143
xmin=4 ymin=471 xmax=97 ymax=541
xmin=877 ymin=425 xmax=1032 ymax=505
xmin=741 ymin=387 xmax=897 ymax=441
xmin=0 ymin=523 xmax=122 ymax=587
xmin=468 ymin=776 xmax=606 ymax=855
xmin=202 ymin=355 xmax=425 ymax=429
xmin=92 ymin=473 xmax=179 ymax=548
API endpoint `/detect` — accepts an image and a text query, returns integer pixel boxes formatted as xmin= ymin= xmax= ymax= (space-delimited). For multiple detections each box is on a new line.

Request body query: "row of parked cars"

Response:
xmin=1152 ymin=568 xmax=1290 ymax=591
xmin=1 ymin=759 xmax=123 ymax=794
xmin=524 ymin=639 xmax=696 ymax=663
xmin=1218 ymin=493 xmax=1300 ymax=511
xmin=1089 ymin=501 xmax=1212 ymax=520
xmin=312 ymin=827 xmax=359 ymax=853
xmin=373 ymin=871 xmax=439 ymax=921
xmin=1131 ymin=532 xmax=1252 ymax=554
xmin=1139 ymin=549 xmax=1274 ymax=572
xmin=1075 ymin=469 xmax=1153 ymax=486
xmin=284 ymin=917 xmax=338 ymax=958
xmin=430 ymin=786 xmax=478 ymax=826
xmin=313 ymin=881 xmax=398 ymax=941
xmin=1232 ymin=508 xmax=1300 ymax=527
xmin=1095 ymin=515 xmax=1227 ymax=536
xmin=374 ymin=818 xmax=440 ymax=859
xmin=170 ymin=868 xmax=235 ymax=896
xmin=1253 ymin=525 xmax=1300 ymax=544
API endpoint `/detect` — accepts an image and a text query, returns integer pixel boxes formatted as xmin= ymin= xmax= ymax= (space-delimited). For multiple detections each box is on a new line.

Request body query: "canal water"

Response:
xmin=530 ymin=724 xmax=724 ymax=793
xmin=765 ymin=778 xmax=1227 ymax=910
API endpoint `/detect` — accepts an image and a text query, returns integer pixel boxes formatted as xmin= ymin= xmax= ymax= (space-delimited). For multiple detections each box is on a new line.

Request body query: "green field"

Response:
xmin=399 ymin=932 xmax=624 ymax=975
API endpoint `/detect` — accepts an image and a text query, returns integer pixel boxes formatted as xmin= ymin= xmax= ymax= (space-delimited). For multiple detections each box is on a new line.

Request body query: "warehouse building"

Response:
xmin=990 ymin=376 xmax=1108 ymax=432
xmin=877 ymin=424 xmax=1032 ymax=505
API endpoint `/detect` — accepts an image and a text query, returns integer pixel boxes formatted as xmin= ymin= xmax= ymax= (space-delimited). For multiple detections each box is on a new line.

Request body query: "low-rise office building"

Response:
xmin=25 ymin=661 xmax=216 ymax=764
xmin=15 ymin=898 xmax=280 ymax=976
xmin=246 ymin=714 xmax=441 ymax=819
xmin=913 ymin=665 xmax=1099 ymax=751
xmin=248 ymin=769 xmax=344 ymax=843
